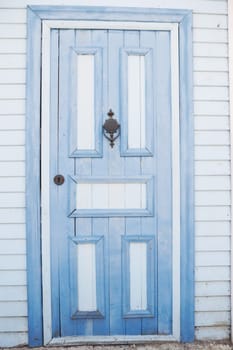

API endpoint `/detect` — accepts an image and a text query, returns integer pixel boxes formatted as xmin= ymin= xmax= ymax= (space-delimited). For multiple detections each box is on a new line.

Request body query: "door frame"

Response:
xmin=26 ymin=6 xmax=193 ymax=346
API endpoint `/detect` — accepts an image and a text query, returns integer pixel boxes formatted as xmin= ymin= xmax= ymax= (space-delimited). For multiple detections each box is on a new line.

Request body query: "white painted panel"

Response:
xmin=0 ymin=55 xmax=26 ymax=69
xmin=0 ymin=115 xmax=25 ymax=130
xmin=196 ymin=311 xmax=230 ymax=327
xmin=195 ymin=131 xmax=230 ymax=145
xmin=129 ymin=242 xmax=147 ymax=310
xmin=196 ymin=281 xmax=230 ymax=297
xmin=77 ymin=243 xmax=97 ymax=311
xmin=196 ymin=236 xmax=230 ymax=251
xmin=196 ymin=251 xmax=230 ymax=267
xmin=194 ymin=57 xmax=228 ymax=72
xmin=76 ymin=182 xmax=146 ymax=209
xmin=195 ymin=206 xmax=230 ymax=221
xmin=0 ymin=177 xmax=25 ymax=192
xmin=196 ymin=296 xmax=230 ymax=311
xmin=0 ymin=162 xmax=25 ymax=176
xmin=195 ymin=116 xmax=229 ymax=131
xmin=193 ymin=29 xmax=228 ymax=43
xmin=0 ymin=39 xmax=26 ymax=54
xmin=0 ymin=224 xmax=25 ymax=239
xmin=195 ymin=326 xmax=230 ymax=341
xmin=194 ymin=87 xmax=229 ymax=101
xmin=194 ymin=43 xmax=228 ymax=57
xmin=0 ymin=286 xmax=27 ymax=301
xmin=194 ymin=71 xmax=228 ymax=86
xmin=0 ymin=69 xmax=26 ymax=84
xmin=195 ymin=175 xmax=230 ymax=190
xmin=196 ymin=221 xmax=230 ymax=236
xmin=0 ymin=301 xmax=27 ymax=317
xmin=195 ymin=191 xmax=230 ymax=206
xmin=196 ymin=266 xmax=230 ymax=282
xmin=128 ymin=55 xmax=146 ymax=149
xmin=77 ymin=54 xmax=95 ymax=150
xmin=195 ymin=146 xmax=230 ymax=160
xmin=195 ymin=160 xmax=230 ymax=176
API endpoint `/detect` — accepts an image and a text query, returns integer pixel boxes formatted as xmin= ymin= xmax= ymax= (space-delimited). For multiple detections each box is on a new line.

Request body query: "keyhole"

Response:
xmin=54 ymin=174 xmax=65 ymax=185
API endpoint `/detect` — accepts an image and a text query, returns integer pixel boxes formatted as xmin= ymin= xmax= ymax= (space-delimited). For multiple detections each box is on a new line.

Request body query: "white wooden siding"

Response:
xmin=0 ymin=0 xmax=230 ymax=345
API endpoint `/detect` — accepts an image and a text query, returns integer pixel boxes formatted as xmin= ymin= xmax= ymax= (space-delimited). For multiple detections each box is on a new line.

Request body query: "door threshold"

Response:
xmin=49 ymin=335 xmax=178 ymax=346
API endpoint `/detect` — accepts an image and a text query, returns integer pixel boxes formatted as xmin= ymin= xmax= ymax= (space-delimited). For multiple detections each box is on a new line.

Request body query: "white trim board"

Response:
xmin=41 ymin=19 xmax=180 ymax=344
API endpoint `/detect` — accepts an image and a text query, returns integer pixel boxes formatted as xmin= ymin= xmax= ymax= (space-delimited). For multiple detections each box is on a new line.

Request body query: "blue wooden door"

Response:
xmin=50 ymin=28 xmax=173 ymax=337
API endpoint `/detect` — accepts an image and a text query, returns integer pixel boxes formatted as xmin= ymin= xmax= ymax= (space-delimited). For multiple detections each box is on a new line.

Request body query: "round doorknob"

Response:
xmin=53 ymin=174 xmax=65 ymax=185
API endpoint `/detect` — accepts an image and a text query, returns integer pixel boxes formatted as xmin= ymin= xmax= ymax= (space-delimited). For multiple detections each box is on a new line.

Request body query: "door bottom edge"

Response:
xmin=49 ymin=334 xmax=178 ymax=346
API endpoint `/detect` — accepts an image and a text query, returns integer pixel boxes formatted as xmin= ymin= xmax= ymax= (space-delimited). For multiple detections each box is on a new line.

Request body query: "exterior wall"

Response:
xmin=0 ymin=0 xmax=230 ymax=346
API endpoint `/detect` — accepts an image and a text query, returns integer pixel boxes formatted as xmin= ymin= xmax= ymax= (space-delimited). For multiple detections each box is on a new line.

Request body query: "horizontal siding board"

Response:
xmin=195 ymin=175 xmax=230 ymax=190
xmin=0 ymin=9 xmax=26 ymax=23
xmin=0 ymin=286 xmax=27 ymax=301
xmin=0 ymin=224 xmax=26 ymax=239
xmin=0 ymin=177 xmax=25 ymax=192
xmin=0 ymin=116 xmax=25 ymax=130
xmin=194 ymin=71 xmax=228 ymax=86
xmin=0 ymin=39 xmax=26 ymax=53
xmin=193 ymin=28 xmax=228 ymax=43
xmin=195 ymin=116 xmax=229 ymax=131
xmin=195 ymin=326 xmax=230 ymax=340
xmin=196 ymin=221 xmax=230 ymax=236
xmin=0 ymin=54 xmax=26 ymax=69
xmin=0 ymin=332 xmax=27 ymax=347
xmin=0 ymin=131 xmax=25 ymax=146
xmin=196 ymin=251 xmax=230 ymax=267
xmin=0 ymin=85 xmax=25 ymax=98
xmin=0 ymin=239 xmax=26 ymax=254
xmin=195 ymin=191 xmax=230 ymax=206
xmin=195 ymin=281 xmax=230 ymax=297
xmin=195 ymin=267 xmax=230 ymax=282
xmin=0 ymin=162 xmax=25 ymax=176
xmin=195 ymin=131 xmax=230 ymax=145
xmin=0 ymin=100 xmax=25 ymax=114
xmin=0 ymin=301 xmax=27 ymax=317
xmin=195 ymin=311 xmax=230 ymax=327
xmin=195 ymin=206 xmax=230 ymax=221
xmin=194 ymin=57 xmax=228 ymax=72
xmin=0 ymin=270 xmax=26 ymax=286
xmin=194 ymin=101 xmax=229 ymax=115
xmin=0 ymin=317 xmax=28 ymax=332
xmin=196 ymin=296 xmax=230 ymax=312
xmin=0 ymin=208 xmax=25 ymax=223
xmin=195 ymin=161 xmax=230 ymax=175
xmin=0 ymin=146 xmax=25 ymax=161
xmin=0 ymin=193 xmax=25 ymax=207
xmin=193 ymin=43 xmax=228 ymax=57
xmin=193 ymin=14 xmax=227 ymax=29
xmin=196 ymin=236 xmax=230 ymax=251
xmin=194 ymin=87 xmax=229 ymax=101
xmin=0 ymin=69 xmax=26 ymax=84
xmin=0 ymin=24 xmax=26 ymax=38
xmin=195 ymin=146 xmax=230 ymax=160
xmin=0 ymin=255 xmax=26 ymax=270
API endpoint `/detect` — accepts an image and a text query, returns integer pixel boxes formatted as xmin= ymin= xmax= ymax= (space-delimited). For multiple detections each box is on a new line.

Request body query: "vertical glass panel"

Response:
xmin=128 ymin=55 xmax=146 ymax=149
xmin=77 ymin=54 xmax=95 ymax=150
xmin=77 ymin=243 xmax=97 ymax=311
xmin=129 ymin=242 xmax=147 ymax=310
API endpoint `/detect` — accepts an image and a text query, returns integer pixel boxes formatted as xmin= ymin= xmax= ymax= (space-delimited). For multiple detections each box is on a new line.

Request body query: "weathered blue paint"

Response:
xmin=27 ymin=6 xmax=193 ymax=345
xmin=121 ymin=47 xmax=154 ymax=156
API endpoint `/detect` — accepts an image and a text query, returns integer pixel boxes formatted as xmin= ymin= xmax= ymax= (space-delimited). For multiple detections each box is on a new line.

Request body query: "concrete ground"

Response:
xmin=2 ymin=343 xmax=233 ymax=350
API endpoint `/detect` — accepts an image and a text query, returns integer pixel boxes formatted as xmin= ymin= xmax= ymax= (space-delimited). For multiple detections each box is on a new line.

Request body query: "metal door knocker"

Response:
xmin=103 ymin=109 xmax=120 ymax=148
